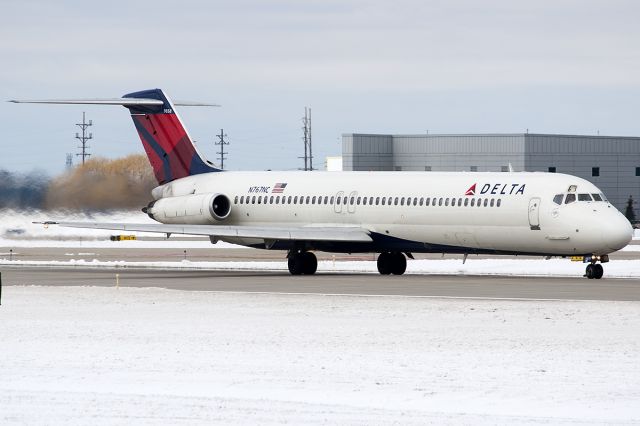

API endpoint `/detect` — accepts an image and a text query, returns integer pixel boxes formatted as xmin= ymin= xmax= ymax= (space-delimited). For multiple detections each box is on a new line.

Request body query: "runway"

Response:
xmin=3 ymin=267 xmax=640 ymax=301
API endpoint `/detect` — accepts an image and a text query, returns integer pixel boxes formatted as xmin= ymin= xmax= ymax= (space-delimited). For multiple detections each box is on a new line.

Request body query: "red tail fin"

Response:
xmin=123 ymin=89 xmax=219 ymax=184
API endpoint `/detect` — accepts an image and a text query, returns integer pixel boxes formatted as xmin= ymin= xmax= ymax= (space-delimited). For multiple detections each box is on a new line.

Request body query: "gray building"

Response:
xmin=342 ymin=133 xmax=640 ymax=216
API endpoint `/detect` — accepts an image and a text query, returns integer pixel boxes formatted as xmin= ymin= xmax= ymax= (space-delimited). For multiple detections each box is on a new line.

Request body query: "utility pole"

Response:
xmin=300 ymin=107 xmax=313 ymax=171
xmin=75 ymin=112 xmax=93 ymax=165
xmin=215 ymin=128 xmax=229 ymax=169
xmin=65 ymin=153 xmax=73 ymax=169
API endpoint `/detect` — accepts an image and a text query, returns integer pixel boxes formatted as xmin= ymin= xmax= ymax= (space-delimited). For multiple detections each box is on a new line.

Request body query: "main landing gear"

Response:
xmin=376 ymin=252 xmax=407 ymax=275
xmin=287 ymin=250 xmax=318 ymax=275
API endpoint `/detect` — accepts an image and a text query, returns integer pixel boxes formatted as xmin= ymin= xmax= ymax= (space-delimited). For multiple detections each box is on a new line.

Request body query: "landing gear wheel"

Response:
xmin=391 ymin=252 xmax=407 ymax=275
xmin=377 ymin=252 xmax=393 ymax=275
xmin=288 ymin=254 xmax=304 ymax=275
xmin=585 ymin=264 xmax=595 ymax=279
xmin=302 ymin=251 xmax=317 ymax=275
xmin=593 ymin=263 xmax=604 ymax=279
xmin=377 ymin=252 xmax=407 ymax=275
xmin=287 ymin=251 xmax=317 ymax=275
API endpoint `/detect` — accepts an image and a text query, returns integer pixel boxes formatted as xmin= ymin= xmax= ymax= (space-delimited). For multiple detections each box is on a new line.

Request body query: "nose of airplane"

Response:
xmin=601 ymin=210 xmax=633 ymax=252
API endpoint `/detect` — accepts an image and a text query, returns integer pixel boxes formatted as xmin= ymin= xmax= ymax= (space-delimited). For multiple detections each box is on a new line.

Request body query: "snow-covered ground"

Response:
xmin=1 ymin=286 xmax=639 ymax=425
xmin=0 ymin=209 xmax=240 ymax=248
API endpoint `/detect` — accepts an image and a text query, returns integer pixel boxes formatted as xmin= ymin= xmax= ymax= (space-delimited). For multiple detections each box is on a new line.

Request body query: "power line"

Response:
xmin=75 ymin=112 xmax=93 ymax=165
xmin=299 ymin=107 xmax=313 ymax=171
xmin=65 ymin=153 xmax=73 ymax=169
xmin=215 ymin=128 xmax=229 ymax=169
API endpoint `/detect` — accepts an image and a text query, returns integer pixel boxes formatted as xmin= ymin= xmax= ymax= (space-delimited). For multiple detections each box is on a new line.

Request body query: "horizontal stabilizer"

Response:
xmin=36 ymin=222 xmax=373 ymax=243
xmin=8 ymin=98 xmax=219 ymax=107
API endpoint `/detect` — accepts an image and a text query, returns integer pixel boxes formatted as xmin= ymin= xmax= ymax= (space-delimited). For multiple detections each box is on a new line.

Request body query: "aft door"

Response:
xmin=334 ymin=191 xmax=344 ymax=214
xmin=528 ymin=197 xmax=541 ymax=230
xmin=347 ymin=191 xmax=358 ymax=213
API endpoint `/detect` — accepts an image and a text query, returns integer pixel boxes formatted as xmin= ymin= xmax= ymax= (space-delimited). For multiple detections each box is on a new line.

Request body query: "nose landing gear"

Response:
xmin=585 ymin=263 xmax=604 ymax=279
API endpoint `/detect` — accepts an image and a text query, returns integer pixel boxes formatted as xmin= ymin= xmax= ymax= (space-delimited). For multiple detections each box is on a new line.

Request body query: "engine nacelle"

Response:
xmin=145 ymin=193 xmax=231 ymax=224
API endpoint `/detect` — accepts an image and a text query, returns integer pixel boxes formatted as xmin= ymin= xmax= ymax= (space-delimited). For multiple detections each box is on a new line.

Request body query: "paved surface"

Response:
xmin=3 ymin=267 xmax=640 ymax=301
xmin=3 ymin=245 xmax=640 ymax=262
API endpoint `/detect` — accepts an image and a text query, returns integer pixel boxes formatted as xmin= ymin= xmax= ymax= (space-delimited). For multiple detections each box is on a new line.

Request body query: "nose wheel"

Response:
xmin=585 ymin=263 xmax=604 ymax=279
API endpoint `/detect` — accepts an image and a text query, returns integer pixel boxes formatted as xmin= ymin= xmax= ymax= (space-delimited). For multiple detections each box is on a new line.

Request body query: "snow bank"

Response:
xmin=0 ymin=208 xmax=241 ymax=248
xmin=1 ymin=286 xmax=639 ymax=424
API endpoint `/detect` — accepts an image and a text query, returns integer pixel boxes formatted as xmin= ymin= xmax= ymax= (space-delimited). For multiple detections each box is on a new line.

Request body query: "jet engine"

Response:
xmin=143 ymin=193 xmax=231 ymax=224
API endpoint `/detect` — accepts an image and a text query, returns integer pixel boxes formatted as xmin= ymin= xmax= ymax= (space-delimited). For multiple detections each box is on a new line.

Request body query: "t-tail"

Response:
xmin=9 ymin=88 xmax=220 ymax=185
xmin=122 ymin=89 xmax=219 ymax=184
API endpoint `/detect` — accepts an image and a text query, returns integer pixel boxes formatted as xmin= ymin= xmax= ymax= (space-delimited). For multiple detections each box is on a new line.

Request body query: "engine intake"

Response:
xmin=209 ymin=194 xmax=230 ymax=220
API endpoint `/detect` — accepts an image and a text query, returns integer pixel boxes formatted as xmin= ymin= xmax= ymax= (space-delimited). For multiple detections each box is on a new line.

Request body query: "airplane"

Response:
xmin=11 ymin=88 xmax=633 ymax=279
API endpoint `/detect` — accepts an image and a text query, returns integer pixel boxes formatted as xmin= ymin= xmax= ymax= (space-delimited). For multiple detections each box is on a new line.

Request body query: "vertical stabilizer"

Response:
xmin=123 ymin=89 xmax=219 ymax=184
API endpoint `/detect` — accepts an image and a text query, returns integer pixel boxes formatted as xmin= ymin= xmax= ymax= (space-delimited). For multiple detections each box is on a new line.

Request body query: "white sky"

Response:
xmin=2 ymin=0 xmax=640 ymax=174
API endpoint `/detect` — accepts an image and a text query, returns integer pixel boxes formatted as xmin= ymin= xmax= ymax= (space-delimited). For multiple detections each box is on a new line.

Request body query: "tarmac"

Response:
xmin=2 ymin=243 xmax=639 ymax=302
xmin=3 ymin=267 xmax=640 ymax=301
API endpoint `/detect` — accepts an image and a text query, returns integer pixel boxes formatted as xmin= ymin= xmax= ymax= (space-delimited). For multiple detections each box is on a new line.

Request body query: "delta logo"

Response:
xmin=465 ymin=183 xmax=526 ymax=196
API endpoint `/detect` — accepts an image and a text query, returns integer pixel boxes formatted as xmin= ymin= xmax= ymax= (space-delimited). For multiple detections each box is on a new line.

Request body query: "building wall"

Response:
xmin=342 ymin=134 xmax=393 ymax=171
xmin=524 ymin=134 xmax=640 ymax=213
xmin=342 ymin=133 xmax=640 ymax=216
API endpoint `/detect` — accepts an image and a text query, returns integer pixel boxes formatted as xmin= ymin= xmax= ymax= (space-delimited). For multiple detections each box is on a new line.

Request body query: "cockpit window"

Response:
xmin=592 ymin=193 xmax=603 ymax=202
xmin=600 ymin=193 xmax=608 ymax=202
xmin=578 ymin=193 xmax=593 ymax=201
xmin=565 ymin=193 xmax=576 ymax=204
xmin=553 ymin=194 xmax=564 ymax=205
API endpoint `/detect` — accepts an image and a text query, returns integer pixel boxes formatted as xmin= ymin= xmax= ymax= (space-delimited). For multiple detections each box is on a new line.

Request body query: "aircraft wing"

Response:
xmin=39 ymin=221 xmax=373 ymax=242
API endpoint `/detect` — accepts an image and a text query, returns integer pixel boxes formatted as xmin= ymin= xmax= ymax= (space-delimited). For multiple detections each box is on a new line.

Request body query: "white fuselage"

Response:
xmin=147 ymin=171 xmax=633 ymax=256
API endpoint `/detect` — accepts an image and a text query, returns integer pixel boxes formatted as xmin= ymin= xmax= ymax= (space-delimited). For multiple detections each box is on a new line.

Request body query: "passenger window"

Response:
xmin=381 ymin=197 xmax=385 ymax=205
xmin=357 ymin=197 xmax=361 ymax=205
xmin=239 ymin=196 xmax=244 ymax=204
xmin=483 ymin=199 xmax=488 ymax=207
xmin=294 ymin=196 xmax=298 ymax=204
xmin=269 ymin=196 xmax=273 ymax=204
xmin=336 ymin=197 xmax=341 ymax=205
xmin=439 ymin=198 xmax=443 ymax=206
xmin=419 ymin=197 xmax=424 ymax=206
xmin=400 ymin=197 xmax=405 ymax=206
xmin=311 ymin=196 xmax=316 ymax=204
xmin=329 ymin=196 xmax=334 ymax=204
xmin=445 ymin=198 xmax=449 ymax=207
xmin=425 ymin=197 xmax=430 ymax=206
xmin=394 ymin=197 xmax=399 ymax=206
xmin=497 ymin=199 xmax=501 ymax=207
xmin=344 ymin=197 xmax=348 ymax=205
xmin=252 ymin=196 xmax=256 ymax=204
xmin=369 ymin=197 xmax=374 ymax=205
xmin=471 ymin=198 xmax=475 ymax=207
xmin=375 ymin=197 xmax=380 ymax=205
xmin=565 ymin=193 xmax=576 ymax=204
xmin=578 ymin=193 xmax=593 ymax=201
xmin=463 ymin=198 xmax=468 ymax=207
xmin=490 ymin=199 xmax=495 ymax=207
xmin=350 ymin=197 xmax=355 ymax=205
xmin=362 ymin=197 xmax=367 ymax=205
xmin=234 ymin=196 xmax=238 ymax=204
xmin=553 ymin=194 xmax=563 ymax=205
xmin=287 ymin=196 xmax=292 ymax=204
xmin=457 ymin=198 xmax=462 ymax=207
xmin=592 ymin=193 xmax=603 ymax=201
